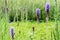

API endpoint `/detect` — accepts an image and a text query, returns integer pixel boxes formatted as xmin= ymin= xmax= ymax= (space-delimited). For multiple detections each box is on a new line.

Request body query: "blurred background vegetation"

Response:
xmin=0 ymin=0 xmax=60 ymax=22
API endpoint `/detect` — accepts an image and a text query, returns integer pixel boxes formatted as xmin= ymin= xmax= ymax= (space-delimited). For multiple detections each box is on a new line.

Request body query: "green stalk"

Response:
xmin=53 ymin=31 xmax=56 ymax=40
xmin=4 ymin=0 xmax=8 ymax=19
xmin=4 ymin=0 xmax=8 ymax=40
xmin=51 ymin=31 xmax=53 ymax=40
xmin=54 ymin=0 xmax=59 ymax=40
xmin=30 ymin=35 xmax=33 ymax=40
xmin=26 ymin=9 xmax=28 ymax=21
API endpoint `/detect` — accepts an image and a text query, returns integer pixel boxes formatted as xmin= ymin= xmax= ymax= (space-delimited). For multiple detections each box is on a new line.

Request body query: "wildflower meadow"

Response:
xmin=0 ymin=0 xmax=60 ymax=40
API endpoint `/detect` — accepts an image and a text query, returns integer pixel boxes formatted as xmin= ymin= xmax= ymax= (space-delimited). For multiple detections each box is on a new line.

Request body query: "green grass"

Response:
xmin=0 ymin=18 xmax=60 ymax=40
xmin=9 ymin=21 xmax=55 ymax=40
xmin=0 ymin=0 xmax=60 ymax=40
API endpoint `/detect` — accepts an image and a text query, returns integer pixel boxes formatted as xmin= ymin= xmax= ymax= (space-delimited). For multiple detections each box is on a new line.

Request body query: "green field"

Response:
xmin=0 ymin=20 xmax=60 ymax=40
xmin=0 ymin=0 xmax=60 ymax=40
xmin=10 ymin=21 xmax=54 ymax=40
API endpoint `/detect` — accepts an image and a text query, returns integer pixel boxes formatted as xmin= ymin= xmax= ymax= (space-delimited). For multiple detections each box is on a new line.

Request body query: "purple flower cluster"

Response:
xmin=36 ymin=8 xmax=40 ymax=15
xmin=45 ymin=2 xmax=50 ymax=12
xmin=36 ymin=8 xmax=40 ymax=22
xmin=10 ymin=27 xmax=14 ymax=39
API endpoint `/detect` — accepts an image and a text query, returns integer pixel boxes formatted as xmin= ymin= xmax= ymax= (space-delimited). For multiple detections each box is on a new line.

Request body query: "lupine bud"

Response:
xmin=32 ymin=27 xmax=34 ymax=33
xmin=45 ymin=2 xmax=50 ymax=13
xmin=10 ymin=27 xmax=14 ymax=40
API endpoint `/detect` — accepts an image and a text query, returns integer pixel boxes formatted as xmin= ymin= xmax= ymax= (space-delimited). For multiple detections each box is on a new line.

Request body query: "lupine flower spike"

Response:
xmin=10 ymin=27 xmax=14 ymax=40
xmin=45 ymin=2 xmax=50 ymax=26
xmin=36 ymin=8 xmax=40 ymax=23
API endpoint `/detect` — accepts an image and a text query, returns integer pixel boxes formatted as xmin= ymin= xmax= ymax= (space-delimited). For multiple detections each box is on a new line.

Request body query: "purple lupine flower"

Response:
xmin=45 ymin=2 xmax=50 ymax=27
xmin=45 ymin=2 xmax=50 ymax=13
xmin=36 ymin=8 xmax=40 ymax=15
xmin=10 ymin=27 xmax=14 ymax=40
xmin=36 ymin=8 xmax=40 ymax=22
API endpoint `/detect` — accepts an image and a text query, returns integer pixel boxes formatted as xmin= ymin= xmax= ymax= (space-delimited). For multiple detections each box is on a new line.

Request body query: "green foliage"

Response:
xmin=9 ymin=21 xmax=54 ymax=40
xmin=5 ymin=21 xmax=59 ymax=40
xmin=0 ymin=0 xmax=60 ymax=21
xmin=0 ymin=0 xmax=60 ymax=40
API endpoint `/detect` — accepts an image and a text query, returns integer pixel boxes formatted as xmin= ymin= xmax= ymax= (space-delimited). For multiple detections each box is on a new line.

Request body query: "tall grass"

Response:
xmin=2 ymin=0 xmax=59 ymax=21
xmin=0 ymin=0 xmax=9 ymax=40
xmin=0 ymin=0 xmax=60 ymax=40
